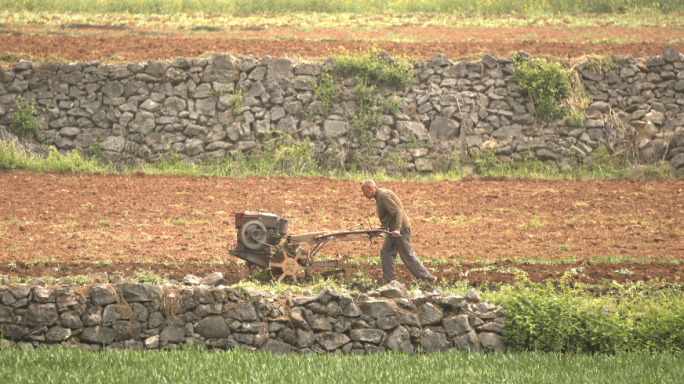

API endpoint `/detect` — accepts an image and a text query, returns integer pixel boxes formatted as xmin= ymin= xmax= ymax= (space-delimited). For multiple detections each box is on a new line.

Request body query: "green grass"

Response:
xmin=2 ymin=138 xmax=682 ymax=182
xmin=0 ymin=0 xmax=680 ymax=15
xmin=0 ymin=347 xmax=682 ymax=384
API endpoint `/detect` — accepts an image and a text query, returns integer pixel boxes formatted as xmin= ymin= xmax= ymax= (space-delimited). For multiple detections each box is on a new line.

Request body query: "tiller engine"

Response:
xmin=228 ymin=211 xmax=391 ymax=283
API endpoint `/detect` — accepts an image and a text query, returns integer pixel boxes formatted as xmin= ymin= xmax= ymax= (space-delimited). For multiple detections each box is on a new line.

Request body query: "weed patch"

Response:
xmin=231 ymin=89 xmax=245 ymax=115
xmin=514 ymin=57 xmax=571 ymax=121
xmin=10 ymin=96 xmax=43 ymax=142
xmin=313 ymin=73 xmax=339 ymax=116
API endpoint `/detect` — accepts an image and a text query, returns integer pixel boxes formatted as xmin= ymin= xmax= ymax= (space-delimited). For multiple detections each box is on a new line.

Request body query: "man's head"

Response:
xmin=361 ymin=179 xmax=377 ymax=199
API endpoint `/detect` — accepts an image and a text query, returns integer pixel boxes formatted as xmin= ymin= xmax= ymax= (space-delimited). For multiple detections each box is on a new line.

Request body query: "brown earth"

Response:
xmin=2 ymin=170 xmax=683 ymax=286
xmin=1 ymin=24 xmax=684 ymax=61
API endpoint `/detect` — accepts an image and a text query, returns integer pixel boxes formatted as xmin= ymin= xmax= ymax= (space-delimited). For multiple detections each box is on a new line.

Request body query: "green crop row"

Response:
xmin=496 ymin=277 xmax=684 ymax=354
xmin=0 ymin=0 xmax=681 ymax=15
xmin=0 ymin=346 xmax=682 ymax=383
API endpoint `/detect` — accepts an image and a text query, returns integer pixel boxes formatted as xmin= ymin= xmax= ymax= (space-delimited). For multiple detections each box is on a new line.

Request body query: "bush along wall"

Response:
xmin=0 ymin=279 xmax=508 ymax=354
xmin=1 ymin=47 xmax=684 ymax=173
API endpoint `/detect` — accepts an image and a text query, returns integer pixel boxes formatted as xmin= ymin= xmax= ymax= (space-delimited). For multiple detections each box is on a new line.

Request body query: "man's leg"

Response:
xmin=395 ymin=228 xmax=435 ymax=282
xmin=380 ymin=235 xmax=398 ymax=283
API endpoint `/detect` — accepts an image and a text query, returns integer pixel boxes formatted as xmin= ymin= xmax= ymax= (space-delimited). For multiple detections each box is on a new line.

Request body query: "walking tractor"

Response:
xmin=227 ymin=211 xmax=392 ymax=283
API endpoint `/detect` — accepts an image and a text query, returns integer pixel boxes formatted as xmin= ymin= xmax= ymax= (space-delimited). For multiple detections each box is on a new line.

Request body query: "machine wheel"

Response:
xmin=239 ymin=220 xmax=268 ymax=250
xmin=269 ymin=242 xmax=310 ymax=283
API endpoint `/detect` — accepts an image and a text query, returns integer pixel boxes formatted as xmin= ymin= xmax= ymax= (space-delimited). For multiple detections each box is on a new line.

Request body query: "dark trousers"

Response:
xmin=380 ymin=227 xmax=435 ymax=283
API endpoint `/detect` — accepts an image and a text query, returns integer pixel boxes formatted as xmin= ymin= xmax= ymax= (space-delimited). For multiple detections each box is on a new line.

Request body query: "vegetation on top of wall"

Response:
xmin=332 ymin=49 xmax=414 ymax=88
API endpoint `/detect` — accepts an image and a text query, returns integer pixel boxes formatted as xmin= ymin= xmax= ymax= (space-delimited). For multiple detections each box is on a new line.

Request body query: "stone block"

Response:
xmin=455 ymin=330 xmax=482 ymax=353
xmin=397 ymin=121 xmax=428 ymax=141
xmin=195 ymin=315 xmax=230 ymax=339
xmin=375 ymin=281 xmax=407 ymax=298
xmin=260 ymin=340 xmax=292 ymax=355
xmin=267 ymin=57 xmax=294 ymax=80
xmin=81 ymin=326 xmax=115 ymax=345
xmin=422 ymin=329 xmax=450 ymax=354
xmin=359 ymin=300 xmax=396 ymax=318
xmin=384 ymin=326 xmax=413 ymax=354
xmin=317 ymin=332 xmax=350 ymax=351
xmin=25 ymin=303 xmax=58 ymax=327
xmin=429 ymin=116 xmax=459 ymax=139
xmin=442 ymin=315 xmax=472 ymax=337
xmin=350 ymin=329 xmax=385 ymax=344
xmin=418 ymin=302 xmax=443 ymax=325
xmin=479 ymin=332 xmax=507 ymax=353
xmin=322 ymin=120 xmax=348 ymax=138
xmin=120 ymin=283 xmax=162 ymax=302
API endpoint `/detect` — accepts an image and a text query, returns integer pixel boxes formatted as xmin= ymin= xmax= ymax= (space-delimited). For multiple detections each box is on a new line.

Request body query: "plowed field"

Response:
xmin=2 ymin=170 xmax=683 ymax=286
xmin=2 ymin=19 xmax=684 ymax=61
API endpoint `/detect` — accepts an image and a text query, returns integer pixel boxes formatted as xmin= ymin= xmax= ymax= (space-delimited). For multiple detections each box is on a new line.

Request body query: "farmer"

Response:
xmin=361 ymin=179 xmax=437 ymax=284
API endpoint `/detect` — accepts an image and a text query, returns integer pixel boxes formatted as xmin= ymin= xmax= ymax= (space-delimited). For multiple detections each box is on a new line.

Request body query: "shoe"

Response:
xmin=428 ymin=275 xmax=440 ymax=285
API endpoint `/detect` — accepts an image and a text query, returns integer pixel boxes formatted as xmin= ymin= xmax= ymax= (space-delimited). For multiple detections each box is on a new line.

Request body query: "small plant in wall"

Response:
xmin=212 ymin=84 xmax=232 ymax=98
xmin=10 ymin=96 xmax=44 ymax=141
xmin=87 ymin=138 xmax=104 ymax=161
xmin=232 ymin=89 xmax=245 ymax=115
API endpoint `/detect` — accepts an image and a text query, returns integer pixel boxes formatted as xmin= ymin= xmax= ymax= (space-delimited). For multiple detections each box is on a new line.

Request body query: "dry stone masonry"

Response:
xmin=0 ymin=278 xmax=507 ymax=354
xmin=1 ymin=47 xmax=684 ymax=171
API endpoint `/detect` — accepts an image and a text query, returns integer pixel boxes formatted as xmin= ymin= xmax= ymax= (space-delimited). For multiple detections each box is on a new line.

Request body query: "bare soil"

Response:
xmin=1 ymin=23 xmax=684 ymax=61
xmin=2 ymin=170 xmax=683 ymax=285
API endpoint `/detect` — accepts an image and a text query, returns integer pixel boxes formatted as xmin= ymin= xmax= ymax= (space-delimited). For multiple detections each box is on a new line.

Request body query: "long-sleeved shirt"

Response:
xmin=374 ymin=188 xmax=411 ymax=232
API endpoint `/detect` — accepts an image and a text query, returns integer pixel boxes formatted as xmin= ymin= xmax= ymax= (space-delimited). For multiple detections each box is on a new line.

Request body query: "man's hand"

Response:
xmin=391 ymin=230 xmax=401 ymax=237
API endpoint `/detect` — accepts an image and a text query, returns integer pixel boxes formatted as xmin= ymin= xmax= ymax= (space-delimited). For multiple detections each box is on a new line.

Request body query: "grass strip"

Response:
xmin=2 ymin=139 xmax=681 ymax=181
xmin=0 ymin=347 xmax=682 ymax=384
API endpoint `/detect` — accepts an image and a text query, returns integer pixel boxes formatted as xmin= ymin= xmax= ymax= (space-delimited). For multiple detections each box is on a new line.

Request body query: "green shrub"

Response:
xmin=514 ymin=58 xmax=571 ymax=121
xmin=10 ymin=96 xmax=43 ymax=141
xmin=354 ymin=77 xmax=376 ymax=106
xmin=313 ymin=73 xmax=340 ymax=116
xmin=350 ymin=108 xmax=382 ymax=148
xmin=381 ymin=95 xmax=403 ymax=116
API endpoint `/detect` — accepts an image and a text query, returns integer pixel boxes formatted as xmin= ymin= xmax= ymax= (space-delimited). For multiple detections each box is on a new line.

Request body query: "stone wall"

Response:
xmin=0 ymin=278 xmax=507 ymax=354
xmin=1 ymin=48 xmax=684 ymax=171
